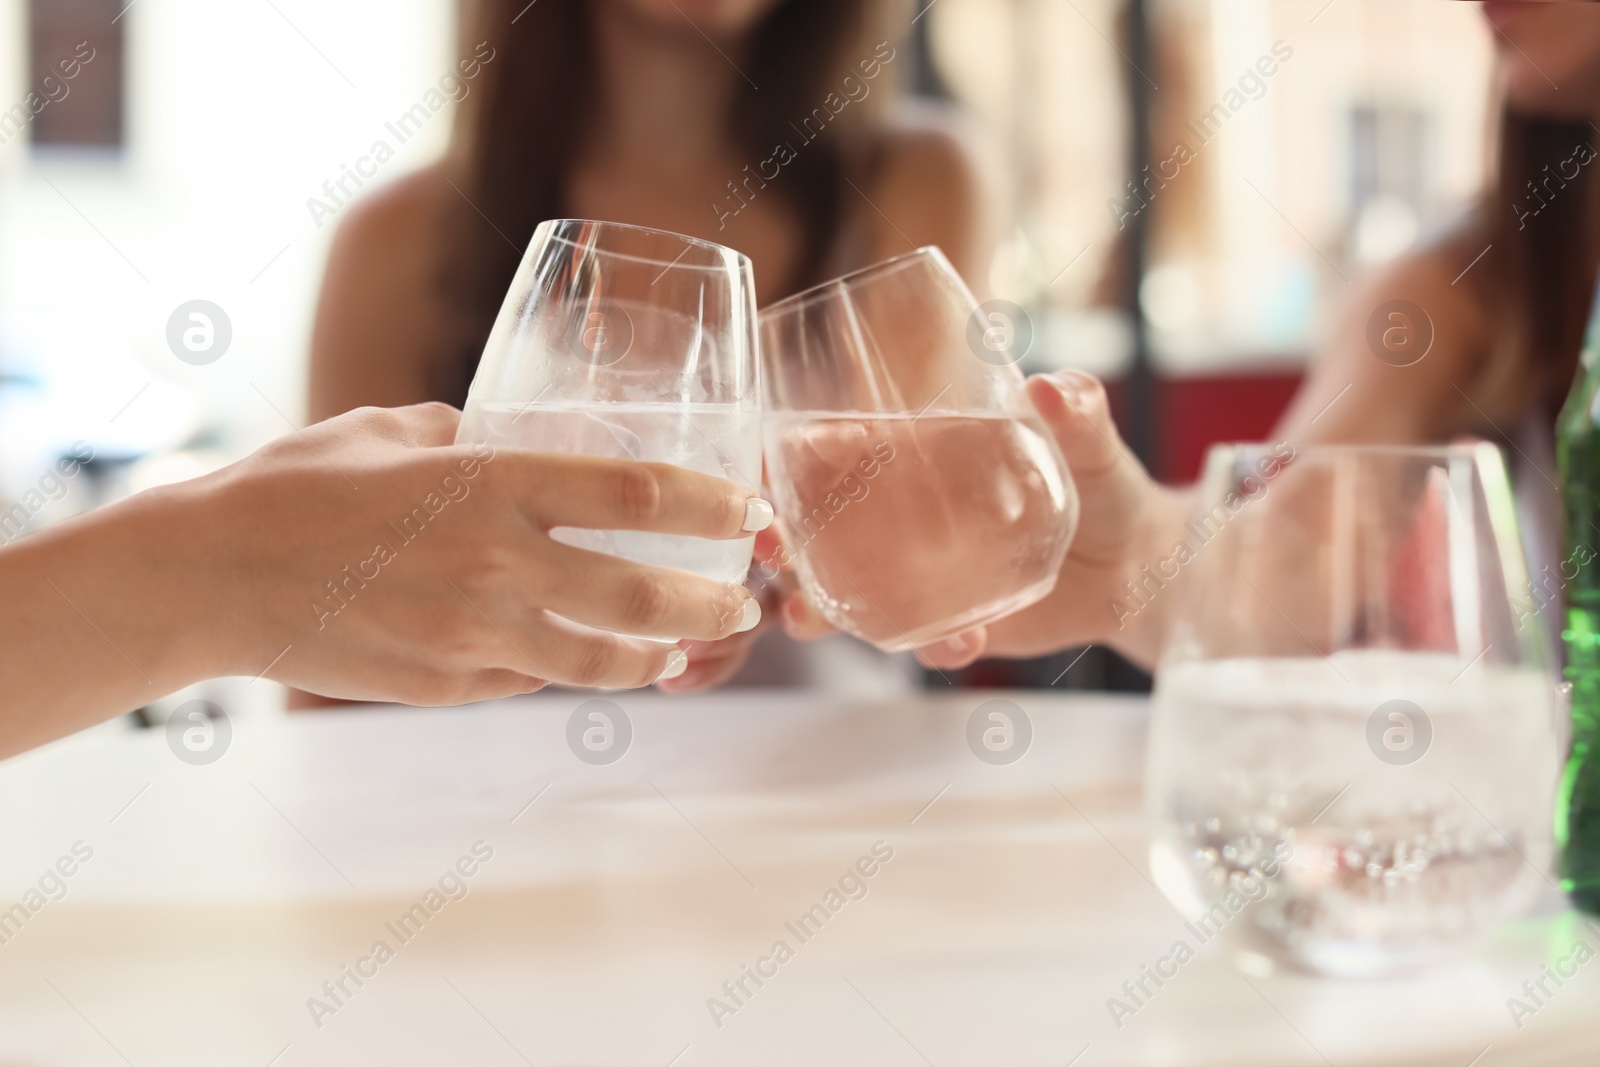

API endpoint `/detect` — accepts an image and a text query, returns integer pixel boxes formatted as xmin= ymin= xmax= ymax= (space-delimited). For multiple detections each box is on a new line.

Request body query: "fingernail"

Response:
xmin=944 ymin=635 xmax=972 ymax=653
xmin=1050 ymin=370 xmax=1095 ymax=410
xmin=735 ymin=597 xmax=762 ymax=633
xmin=659 ymin=649 xmax=689 ymax=680
xmin=743 ymin=498 xmax=774 ymax=533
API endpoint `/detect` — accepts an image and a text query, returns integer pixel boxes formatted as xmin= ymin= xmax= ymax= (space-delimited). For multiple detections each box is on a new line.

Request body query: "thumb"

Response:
xmin=1025 ymin=371 xmax=1133 ymax=486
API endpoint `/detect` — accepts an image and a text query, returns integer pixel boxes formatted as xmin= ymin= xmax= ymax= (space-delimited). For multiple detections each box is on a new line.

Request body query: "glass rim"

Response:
xmin=537 ymin=218 xmax=752 ymax=273
xmin=759 ymin=245 xmax=951 ymax=319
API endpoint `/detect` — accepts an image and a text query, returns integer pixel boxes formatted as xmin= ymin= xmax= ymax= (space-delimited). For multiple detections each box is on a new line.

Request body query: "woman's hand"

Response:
xmin=203 ymin=403 xmax=770 ymax=703
xmin=0 ymin=402 xmax=770 ymax=754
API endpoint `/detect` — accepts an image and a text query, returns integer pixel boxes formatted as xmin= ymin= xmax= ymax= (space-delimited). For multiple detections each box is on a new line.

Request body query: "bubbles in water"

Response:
xmin=1164 ymin=796 xmax=1530 ymax=966
xmin=1148 ymin=653 xmax=1555 ymax=973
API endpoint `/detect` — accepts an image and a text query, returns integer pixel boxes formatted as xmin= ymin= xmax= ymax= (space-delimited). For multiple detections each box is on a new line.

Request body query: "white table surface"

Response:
xmin=0 ymin=690 xmax=1594 ymax=1067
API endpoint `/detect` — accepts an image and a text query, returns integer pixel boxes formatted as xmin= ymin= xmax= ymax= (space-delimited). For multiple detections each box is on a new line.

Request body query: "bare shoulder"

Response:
xmin=322 ymin=164 xmax=450 ymax=282
xmin=1350 ymin=233 xmax=1486 ymax=322
xmin=859 ymin=104 xmax=994 ymax=282
xmin=1279 ymin=228 xmax=1494 ymax=442
xmin=870 ymin=104 xmax=987 ymax=202
xmin=1332 ymin=229 xmax=1492 ymax=381
xmin=309 ymin=165 xmax=451 ymax=421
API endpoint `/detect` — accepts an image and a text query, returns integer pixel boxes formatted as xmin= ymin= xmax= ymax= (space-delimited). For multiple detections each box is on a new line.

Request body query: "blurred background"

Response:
xmin=0 ymin=0 xmax=1497 ymax=707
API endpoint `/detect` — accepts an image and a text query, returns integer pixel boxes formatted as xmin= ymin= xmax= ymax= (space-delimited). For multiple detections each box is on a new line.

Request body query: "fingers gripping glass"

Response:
xmin=455 ymin=220 xmax=761 ymax=636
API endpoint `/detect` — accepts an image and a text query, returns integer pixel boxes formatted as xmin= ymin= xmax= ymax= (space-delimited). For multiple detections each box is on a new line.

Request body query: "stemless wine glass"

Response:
xmin=454 ymin=220 xmax=761 ymax=626
xmin=1147 ymin=443 xmax=1560 ymax=977
xmin=759 ymin=247 xmax=1078 ymax=652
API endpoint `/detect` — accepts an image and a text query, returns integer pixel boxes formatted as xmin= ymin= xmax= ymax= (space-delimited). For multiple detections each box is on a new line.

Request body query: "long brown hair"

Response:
xmin=1470 ymin=106 xmax=1600 ymax=421
xmin=433 ymin=0 xmax=901 ymax=406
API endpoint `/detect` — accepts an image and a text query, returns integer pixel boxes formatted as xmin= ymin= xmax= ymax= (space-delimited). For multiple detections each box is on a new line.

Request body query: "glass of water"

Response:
xmin=454 ymin=220 xmax=761 ymax=627
xmin=1147 ymin=444 xmax=1561 ymax=976
xmin=758 ymin=247 xmax=1079 ymax=652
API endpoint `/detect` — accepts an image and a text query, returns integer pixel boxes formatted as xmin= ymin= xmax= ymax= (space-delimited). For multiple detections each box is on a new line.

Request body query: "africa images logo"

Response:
xmin=566 ymin=699 xmax=632 ymax=766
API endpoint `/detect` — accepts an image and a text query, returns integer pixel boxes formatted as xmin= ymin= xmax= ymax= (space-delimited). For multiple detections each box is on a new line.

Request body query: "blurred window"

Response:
xmin=928 ymin=0 xmax=1494 ymax=375
xmin=1350 ymin=103 xmax=1432 ymax=263
xmin=28 ymin=0 xmax=125 ymax=149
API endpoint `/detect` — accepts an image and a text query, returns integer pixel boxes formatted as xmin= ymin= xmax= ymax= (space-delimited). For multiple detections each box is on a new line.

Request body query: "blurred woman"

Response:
xmin=309 ymin=0 xmax=987 ymax=416
xmin=888 ymin=1 xmax=1600 ymax=672
xmin=1277 ymin=3 xmax=1600 ymax=451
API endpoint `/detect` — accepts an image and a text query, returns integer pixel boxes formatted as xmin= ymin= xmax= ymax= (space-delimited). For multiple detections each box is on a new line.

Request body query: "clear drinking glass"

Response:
xmin=758 ymin=247 xmax=1078 ymax=652
xmin=454 ymin=220 xmax=761 ymax=617
xmin=1147 ymin=444 xmax=1560 ymax=977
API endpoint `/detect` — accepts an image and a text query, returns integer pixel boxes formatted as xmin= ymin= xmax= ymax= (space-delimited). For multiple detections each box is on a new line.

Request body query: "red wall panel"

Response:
xmin=1104 ymin=372 xmax=1304 ymax=484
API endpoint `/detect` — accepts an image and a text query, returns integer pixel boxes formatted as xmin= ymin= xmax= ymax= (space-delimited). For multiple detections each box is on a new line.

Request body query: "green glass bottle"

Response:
xmin=1556 ymin=278 xmax=1600 ymax=914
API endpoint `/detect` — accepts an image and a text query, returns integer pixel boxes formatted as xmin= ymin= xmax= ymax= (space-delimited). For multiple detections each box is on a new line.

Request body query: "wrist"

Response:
xmin=67 ymin=477 xmax=249 ymax=686
xmin=0 ymin=473 xmax=267 ymax=754
xmin=139 ymin=474 xmax=267 ymax=680
xmin=0 ymin=481 xmax=227 ymax=737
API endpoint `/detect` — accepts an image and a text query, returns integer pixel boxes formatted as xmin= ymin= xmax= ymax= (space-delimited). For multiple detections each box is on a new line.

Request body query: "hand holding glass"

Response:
xmin=455 ymin=220 xmax=762 ymax=638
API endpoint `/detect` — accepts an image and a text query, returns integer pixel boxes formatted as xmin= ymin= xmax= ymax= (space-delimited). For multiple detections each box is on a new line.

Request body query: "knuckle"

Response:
xmin=717 ymin=487 xmax=745 ymax=535
xmin=428 ymin=620 xmax=481 ymax=666
xmin=345 ymin=402 xmax=459 ymax=447
xmin=443 ymin=629 xmax=486 ymax=666
xmin=470 ymin=546 xmax=518 ymax=591
xmin=572 ymin=639 xmax=618 ymax=687
xmin=347 ymin=404 xmax=401 ymax=433
xmin=615 ymin=465 xmax=663 ymax=524
xmin=406 ymin=401 xmax=462 ymax=441
xmin=622 ymin=571 xmax=676 ymax=630
xmin=415 ymin=400 xmax=459 ymax=420
xmin=432 ymin=598 xmax=500 ymax=663
xmin=446 ymin=570 xmax=495 ymax=611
